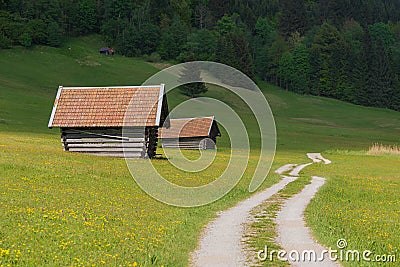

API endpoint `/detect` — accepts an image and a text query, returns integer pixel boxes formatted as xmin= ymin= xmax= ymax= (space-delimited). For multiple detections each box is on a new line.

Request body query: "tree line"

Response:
xmin=1 ymin=0 xmax=400 ymax=110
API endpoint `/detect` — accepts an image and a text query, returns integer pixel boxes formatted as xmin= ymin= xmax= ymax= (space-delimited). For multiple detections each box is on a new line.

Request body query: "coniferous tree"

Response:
xmin=279 ymin=51 xmax=294 ymax=90
xmin=253 ymin=17 xmax=276 ymax=78
xmin=278 ymin=0 xmax=308 ymax=38
xmin=75 ymin=0 xmax=98 ymax=35
xmin=215 ymin=15 xmax=255 ymax=81
xmin=46 ymin=21 xmax=63 ymax=47
xmin=309 ymin=23 xmax=342 ymax=97
xmin=292 ymin=44 xmax=311 ymax=94
xmin=267 ymin=35 xmax=289 ymax=85
xmin=215 ymin=31 xmax=255 ymax=82
xmin=341 ymin=19 xmax=365 ymax=103
xmin=179 ymin=63 xmax=208 ymax=98
xmin=158 ymin=17 xmax=189 ymax=59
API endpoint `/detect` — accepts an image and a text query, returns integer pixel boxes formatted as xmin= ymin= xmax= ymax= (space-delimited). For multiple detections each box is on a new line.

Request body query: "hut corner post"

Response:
xmin=61 ymin=128 xmax=68 ymax=151
xmin=145 ymin=127 xmax=159 ymax=158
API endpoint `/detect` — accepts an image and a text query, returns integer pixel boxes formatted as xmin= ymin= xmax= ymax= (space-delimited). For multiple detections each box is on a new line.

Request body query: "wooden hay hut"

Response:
xmin=48 ymin=85 xmax=169 ymax=158
xmin=99 ymin=47 xmax=114 ymax=55
xmin=160 ymin=116 xmax=221 ymax=150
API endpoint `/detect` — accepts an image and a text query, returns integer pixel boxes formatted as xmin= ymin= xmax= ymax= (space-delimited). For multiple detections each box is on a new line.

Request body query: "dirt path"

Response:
xmin=289 ymin=163 xmax=313 ymax=176
xmin=275 ymin=154 xmax=341 ymax=267
xmin=275 ymin=164 xmax=298 ymax=175
xmin=191 ymin=153 xmax=333 ymax=267
xmin=276 ymin=176 xmax=340 ymax=266
xmin=307 ymin=153 xmax=332 ymax=164
xmin=191 ymin=176 xmax=297 ymax=267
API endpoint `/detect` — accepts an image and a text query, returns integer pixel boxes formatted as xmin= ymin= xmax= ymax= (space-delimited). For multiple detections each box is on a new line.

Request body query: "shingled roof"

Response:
xmin=160 ymin=117 xmax=219 ymax=138
xmin=48 ymin=85 xmax=168 ymax=128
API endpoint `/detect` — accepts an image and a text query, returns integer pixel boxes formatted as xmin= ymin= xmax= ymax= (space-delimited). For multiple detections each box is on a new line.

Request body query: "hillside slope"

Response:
xmin=1 ymin=35 xmax=399 ymax=151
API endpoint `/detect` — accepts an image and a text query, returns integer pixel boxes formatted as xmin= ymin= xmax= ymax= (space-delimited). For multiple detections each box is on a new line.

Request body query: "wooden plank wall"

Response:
xmin=161 ymin=138 xmax=216 ymax=150
xmin=61 ymin=127 xmax=156 ymax=158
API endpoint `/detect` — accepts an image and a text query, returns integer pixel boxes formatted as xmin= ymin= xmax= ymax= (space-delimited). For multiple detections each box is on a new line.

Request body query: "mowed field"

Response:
xmin=0 ymin=35 xmax=399 ymax=266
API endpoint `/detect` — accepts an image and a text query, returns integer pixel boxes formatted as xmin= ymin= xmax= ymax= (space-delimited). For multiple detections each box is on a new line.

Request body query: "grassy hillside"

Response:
xmin=1 ymin=35 xmax=399 ymax=149
xmin=0 ymin=35 xmax=399 ymax=266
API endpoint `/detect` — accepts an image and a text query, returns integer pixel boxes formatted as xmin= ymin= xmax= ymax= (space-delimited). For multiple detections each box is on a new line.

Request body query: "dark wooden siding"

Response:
xmin=161 ymin=137 xmax=216 ymax=150
xmin=61 ymin=127 xmax=158 ymax=158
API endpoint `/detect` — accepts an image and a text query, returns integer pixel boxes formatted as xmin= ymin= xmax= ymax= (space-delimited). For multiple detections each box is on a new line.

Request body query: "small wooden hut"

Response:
xmin=99 ymin=47 xmax=114 ymax=55
xmin=160 ymin=116 xmax=221 ymax=150
xmin=48 ymin=85 xmax=169 ymax=158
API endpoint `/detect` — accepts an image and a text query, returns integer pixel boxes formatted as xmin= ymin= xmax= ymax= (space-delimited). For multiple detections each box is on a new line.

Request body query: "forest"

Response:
xmin=1 ymin=0 xmax=400 ymax=111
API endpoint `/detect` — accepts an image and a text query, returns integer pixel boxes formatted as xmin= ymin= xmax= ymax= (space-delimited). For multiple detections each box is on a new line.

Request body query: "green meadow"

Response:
xmin=0 ymin=35 xmax=399 ymax=266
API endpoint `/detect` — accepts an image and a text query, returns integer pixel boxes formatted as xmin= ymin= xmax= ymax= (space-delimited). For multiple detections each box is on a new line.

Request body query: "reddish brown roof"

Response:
xmin=160 ymin=117 xmax=216 ymax=138
xmin=48 ymin=85 xmax=166 ymax=128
